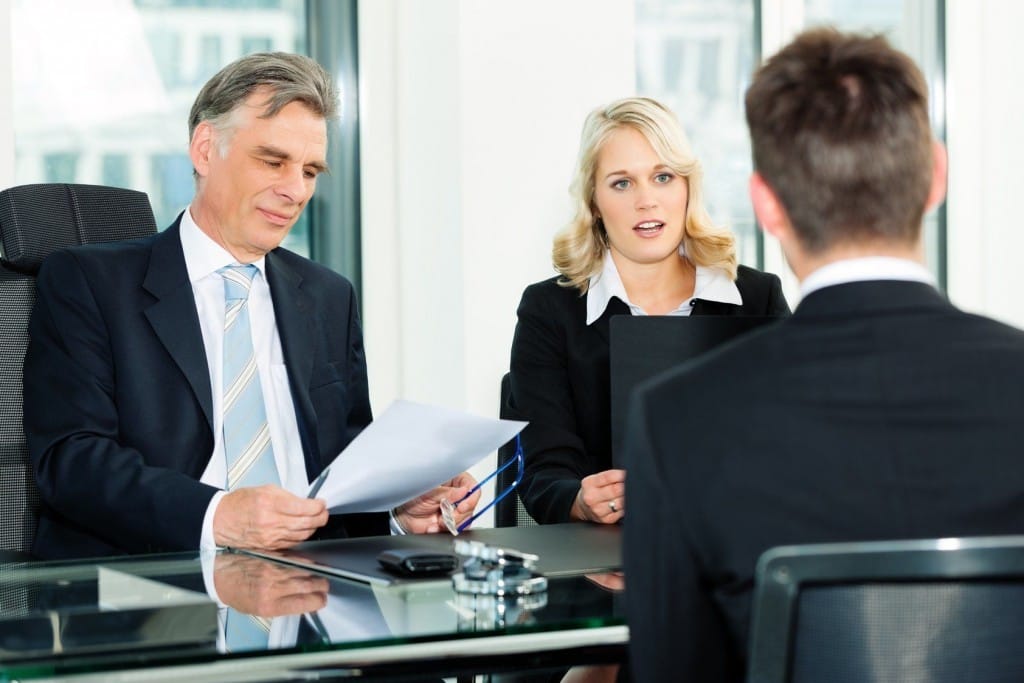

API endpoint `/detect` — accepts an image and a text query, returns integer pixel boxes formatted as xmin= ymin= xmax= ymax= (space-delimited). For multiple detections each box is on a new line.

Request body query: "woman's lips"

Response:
xmin=634 ymin=220 xmax=665 ymax=236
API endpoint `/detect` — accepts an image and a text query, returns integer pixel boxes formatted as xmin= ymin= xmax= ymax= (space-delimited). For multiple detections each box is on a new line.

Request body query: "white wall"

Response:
xmin=359 ymin=0 xmax=635 ymax=523
xmin=0 ymin=0 xmax=13 ymax=190
xmin=945 ymin=0 xmax=1024 ymax=328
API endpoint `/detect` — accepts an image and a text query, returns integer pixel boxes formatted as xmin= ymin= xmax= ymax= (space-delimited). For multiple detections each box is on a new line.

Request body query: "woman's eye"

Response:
xmin=612 ymin=179 xmax=630 ymax=190
xmin=654 ymin=172 xmax=674 ymax=184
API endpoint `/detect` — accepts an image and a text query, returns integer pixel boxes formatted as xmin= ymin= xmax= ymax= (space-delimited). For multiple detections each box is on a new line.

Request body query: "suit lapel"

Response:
xmin=266 ymin=251 xmax=319 ymax=469
xmin=594 ymin=297 xmax=630 ymax=345
xmin=142 ymin=221 xmax=214 ymax=431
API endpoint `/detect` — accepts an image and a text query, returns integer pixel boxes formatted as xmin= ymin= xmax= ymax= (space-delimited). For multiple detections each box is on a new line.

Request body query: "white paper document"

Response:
xmin=308 ymin=399 xmax=526 ymax=513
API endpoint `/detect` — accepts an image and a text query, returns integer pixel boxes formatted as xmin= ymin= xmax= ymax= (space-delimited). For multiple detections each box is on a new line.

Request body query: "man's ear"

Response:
xmin=189 ymin=121 xmax=215 ymax=178
xmin=749 ymin=172 xmax=793 ymax=242
xmin=925 ymin=140 xmax=948 ymax=212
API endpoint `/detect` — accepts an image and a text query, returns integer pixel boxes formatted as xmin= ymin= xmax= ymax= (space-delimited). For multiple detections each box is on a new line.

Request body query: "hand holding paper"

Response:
xmin=307 ymin=400 xmax=526 ymax=520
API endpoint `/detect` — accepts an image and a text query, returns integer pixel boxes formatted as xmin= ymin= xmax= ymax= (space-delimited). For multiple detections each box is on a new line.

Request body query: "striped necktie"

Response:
xmin=219 ymin=264 xmax=280 ymax=490
xmin=224 ymin=609 xmax=272 ymax=653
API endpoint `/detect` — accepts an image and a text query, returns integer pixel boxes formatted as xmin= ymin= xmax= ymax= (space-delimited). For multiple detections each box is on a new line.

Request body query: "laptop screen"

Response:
xmin=609 ymin=315 xmax=777 ymax=465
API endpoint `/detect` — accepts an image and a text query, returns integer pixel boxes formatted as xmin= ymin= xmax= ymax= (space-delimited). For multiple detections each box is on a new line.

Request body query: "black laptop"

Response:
xmin=609 ymin=315 xmax=778 ymax=464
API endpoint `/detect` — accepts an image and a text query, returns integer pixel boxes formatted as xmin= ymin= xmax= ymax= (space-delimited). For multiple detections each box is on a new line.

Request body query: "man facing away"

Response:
xmin=24 ymin=52 xmax=479 ymax=560
xmin=623 ymin=28 xmax=1024 ymax=682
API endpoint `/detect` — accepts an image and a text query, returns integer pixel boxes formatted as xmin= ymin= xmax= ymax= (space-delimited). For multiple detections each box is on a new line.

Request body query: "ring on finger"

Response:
xmin=609 ymin=499 xmax=618 ymax=513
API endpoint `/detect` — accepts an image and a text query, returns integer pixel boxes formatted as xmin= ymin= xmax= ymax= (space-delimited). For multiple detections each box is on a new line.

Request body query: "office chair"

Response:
xmin=494 ymin=373 xmax=536 ymax=528
xmin=0 ymin=183 xmax=157 ymax=563
xmin=747 ymin=535 xmax=1024 ymax=683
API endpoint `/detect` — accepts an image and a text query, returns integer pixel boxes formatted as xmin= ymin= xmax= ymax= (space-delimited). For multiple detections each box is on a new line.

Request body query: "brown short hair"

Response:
xmin=745 ymin=28 xmax=933 ymax=253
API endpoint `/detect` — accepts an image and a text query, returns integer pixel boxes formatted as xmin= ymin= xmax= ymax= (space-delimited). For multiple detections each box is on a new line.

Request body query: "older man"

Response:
xmin=25 ymin=53 xmax=478 ymax=559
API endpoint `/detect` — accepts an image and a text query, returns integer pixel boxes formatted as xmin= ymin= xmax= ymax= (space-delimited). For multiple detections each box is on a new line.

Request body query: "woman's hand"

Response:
xmin=570 ymin=468 xmax=625 ymax=523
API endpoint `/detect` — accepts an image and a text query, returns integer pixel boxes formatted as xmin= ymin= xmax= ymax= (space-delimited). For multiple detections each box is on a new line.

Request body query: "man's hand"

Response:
xmin=395 ymin=471 xmax=481 ymax=534
xmin=570 ymin=469 xmax=625 ymax=524
xmin=213 ymin=552 xmax=328 ymax=617
xmin=213 ymin=485 xmax=328 ymax=550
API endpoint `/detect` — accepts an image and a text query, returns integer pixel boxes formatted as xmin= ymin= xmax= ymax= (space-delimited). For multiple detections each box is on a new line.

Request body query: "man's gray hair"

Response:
xmin=188 ymin=52 xmax=339 ymax=147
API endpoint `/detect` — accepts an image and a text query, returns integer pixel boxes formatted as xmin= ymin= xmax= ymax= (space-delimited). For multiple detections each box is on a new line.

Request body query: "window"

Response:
xmin=802 ymin=0 xmax=947 ymax=284
xmin=11 ymin=0 xmax=309 ymax=254
xmin=101 ymin=154 xmax=131 ymax=189
xmin=635 ymin=0 xmax=759 ymax=267
xmin=42 ymin=152 xmax=79 ymax=183
xmin=635 ymin=0 xmax=946 ymax=283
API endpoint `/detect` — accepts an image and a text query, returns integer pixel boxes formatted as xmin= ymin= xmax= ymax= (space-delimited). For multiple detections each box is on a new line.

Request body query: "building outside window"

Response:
xmin=636 ymin=0 xmax=759 ymax=267
xmin=11 ymin=0 xmax=309 ymax=253
xmin=635 ymin=0 xmax=945 ymax=283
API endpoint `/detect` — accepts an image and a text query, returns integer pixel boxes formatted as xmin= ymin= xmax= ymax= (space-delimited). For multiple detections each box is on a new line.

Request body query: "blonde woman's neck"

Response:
xmin=609 ymin=248 xmax=695 ymax=315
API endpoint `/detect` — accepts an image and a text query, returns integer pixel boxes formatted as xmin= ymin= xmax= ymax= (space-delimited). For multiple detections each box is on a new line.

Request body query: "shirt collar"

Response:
xmin=179 ymin=206 xmax=268 ymax=283
xmin=585 ymin=248 xmax=742 ymax=325
xmin=693 ymin=259 xmax=743 ymax=307
xmin=800 ymin=257 xmax=936 ymax=299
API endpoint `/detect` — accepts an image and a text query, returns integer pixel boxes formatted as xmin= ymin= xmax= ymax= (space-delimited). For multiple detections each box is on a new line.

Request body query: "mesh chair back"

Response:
xmin=495 ymin=373 xmax=536 ymax=528
xmin=748 ymin=536 xmax=1024 ymax=683
xmin=0 ymin=183 xmax=157 ymax=557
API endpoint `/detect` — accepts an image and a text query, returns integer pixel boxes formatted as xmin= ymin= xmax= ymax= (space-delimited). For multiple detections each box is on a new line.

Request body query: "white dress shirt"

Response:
xmin=586 ymin=248 xmax=743 ymax=325
xmin=180 ymin=209 xmax=309 ymax=551
xmin=800 ymin=256 xmax=936 ymax=299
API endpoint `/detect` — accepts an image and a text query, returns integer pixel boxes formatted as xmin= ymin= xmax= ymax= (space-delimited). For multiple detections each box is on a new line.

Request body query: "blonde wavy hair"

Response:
xmin=553 ymin=96 xmax=737 ymax=292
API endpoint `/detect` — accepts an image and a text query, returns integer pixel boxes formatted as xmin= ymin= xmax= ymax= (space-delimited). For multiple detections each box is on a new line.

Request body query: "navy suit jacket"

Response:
xmin=24 ymin=218 xmax=386 ymax=560
xmin=623 ymin=280 xmax=1024 ymax=682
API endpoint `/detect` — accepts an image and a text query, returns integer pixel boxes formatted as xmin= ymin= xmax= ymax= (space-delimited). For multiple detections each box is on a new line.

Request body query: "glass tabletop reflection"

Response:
xmin=0 ymin=548 xmax=625 ymax=679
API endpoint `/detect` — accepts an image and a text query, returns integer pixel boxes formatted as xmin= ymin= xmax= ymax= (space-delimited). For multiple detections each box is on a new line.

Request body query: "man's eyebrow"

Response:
xmin=254 ymin=145 xmax=330 ymax=174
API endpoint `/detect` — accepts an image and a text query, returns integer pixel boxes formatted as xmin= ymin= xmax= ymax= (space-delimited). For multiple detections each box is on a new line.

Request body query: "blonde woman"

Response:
xmin=509 ymin=96 xmax=790 ymax=525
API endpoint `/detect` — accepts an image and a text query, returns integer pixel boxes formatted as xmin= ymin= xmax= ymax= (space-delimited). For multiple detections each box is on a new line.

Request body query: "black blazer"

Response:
xmin=623 ymin=280 xmax=1024 ymax=682
xmin=24 ymin=219 xmax=387 ymax=560
xmin=509 ymin=265 xmax=790 ymax=524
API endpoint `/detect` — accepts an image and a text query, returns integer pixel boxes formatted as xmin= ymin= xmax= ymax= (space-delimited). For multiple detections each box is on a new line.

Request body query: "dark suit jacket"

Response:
xmin=623 ymin=280 xmax=1024 ymax=682
xmin=24 ymin=219 xmax=387 ymax=560
xmin=509 ymin=265 xmax=790 ymax=524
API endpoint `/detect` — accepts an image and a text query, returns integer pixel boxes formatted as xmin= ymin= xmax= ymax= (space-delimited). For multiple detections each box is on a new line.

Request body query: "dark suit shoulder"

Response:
xmin=42 ymin=231 xmax=157 ymax=268
xmin=733 ymin=265 xmax=790 ymax=316
xmin=516 ymin=275 xmax=592 ymax=336
xmin=735 ymin=264 xmax=780 ymax=289
xmin=518 ymin=275 xmax=584 ymax=312
xmin=36 ymin=234 xmax=159 ymax=296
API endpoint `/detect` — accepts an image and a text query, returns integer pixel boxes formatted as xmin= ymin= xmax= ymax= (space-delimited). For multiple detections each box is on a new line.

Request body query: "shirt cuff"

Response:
xmin=198 ymin=548 xmax=225 ymax=606
xmin=389 ymin=509 xmax=407 ymax=535
xmin=201 ymin=490 xmax=228 ymax=551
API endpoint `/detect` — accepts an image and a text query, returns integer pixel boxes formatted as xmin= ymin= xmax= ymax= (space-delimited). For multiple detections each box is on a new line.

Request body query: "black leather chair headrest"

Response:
xmin=0 ymin=183 xmax=158 ymax=274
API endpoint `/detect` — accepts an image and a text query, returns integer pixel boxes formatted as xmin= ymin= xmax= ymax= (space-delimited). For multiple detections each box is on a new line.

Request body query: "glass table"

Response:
xmin=0 ymin=536 xmax=626 ymax=681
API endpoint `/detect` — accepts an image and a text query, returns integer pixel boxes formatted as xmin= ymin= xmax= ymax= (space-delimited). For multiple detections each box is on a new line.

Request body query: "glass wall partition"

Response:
xmin=635 ymin=0 xmax=946 ymax=285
